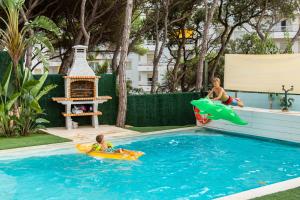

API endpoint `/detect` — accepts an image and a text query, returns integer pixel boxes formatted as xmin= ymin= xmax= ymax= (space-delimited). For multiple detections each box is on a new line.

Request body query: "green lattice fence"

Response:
xmin=126 ymin=92 xmax=202 ymax=126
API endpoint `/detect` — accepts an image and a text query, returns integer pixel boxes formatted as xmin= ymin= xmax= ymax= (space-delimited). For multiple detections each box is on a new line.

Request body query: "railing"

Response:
xmin=270 ymin=25 xmax=299 ymax=32
xmin=145 ymin=39 xmax=194 ymax=45
xmin=139 ymin=81 xmax=152 ymax=86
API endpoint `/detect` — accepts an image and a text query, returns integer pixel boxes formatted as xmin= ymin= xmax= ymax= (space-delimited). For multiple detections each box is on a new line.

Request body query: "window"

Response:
xmin=88 ymin=61 xmax=99 ymax=70
xmin=147 ymin=73 xmax=153 ymax=85
xmin=281 ymin=20 xmax=287 ymax=32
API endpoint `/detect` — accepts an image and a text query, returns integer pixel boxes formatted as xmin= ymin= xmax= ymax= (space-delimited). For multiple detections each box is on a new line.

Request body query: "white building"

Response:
xmin=232 ymin=16 xmax=300 ymax=52
xmin=32 ymin=41 xmax=175 ymax=93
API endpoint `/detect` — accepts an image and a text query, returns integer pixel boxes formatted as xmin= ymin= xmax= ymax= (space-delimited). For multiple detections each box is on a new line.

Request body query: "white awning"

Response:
xmin=224 ymin=54 xmax=300 ymax=94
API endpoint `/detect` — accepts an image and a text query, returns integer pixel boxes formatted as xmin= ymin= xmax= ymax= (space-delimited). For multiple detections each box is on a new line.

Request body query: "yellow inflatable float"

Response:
xmin=76 ymin=144 xmax=144 ymax=161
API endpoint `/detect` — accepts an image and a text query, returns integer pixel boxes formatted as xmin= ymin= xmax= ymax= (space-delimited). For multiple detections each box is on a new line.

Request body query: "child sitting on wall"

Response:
xmin=207 ymin=77 xmax=244 ymax=107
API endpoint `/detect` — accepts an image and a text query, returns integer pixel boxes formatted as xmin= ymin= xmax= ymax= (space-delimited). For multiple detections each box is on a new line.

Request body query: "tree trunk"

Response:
xmin=112 ymin=41 xmax=121 ymax=73
xmin=151 ymin=0 xmax=169 ymax=93
xmin=59 ymin=32 xmax=83 ymax=74
xmin=116 ymin=0 xmax=133 ymax=128
xmin=170 ymin=42 xmax=183 ymax=92
xmin=151 ymin=57 xmax=160 ymax=93
xmin=80 ymin=0 xmax=90 ymax=46
xmin=59 ymin=51 xmax=73 ymax=74
xmin=181 ymin=41 xmax=188 ymax=92
xmin=210 ymin=26 xmax=234 ymax=80
xmin=20 ymin=8 xmax=34 ymax=69
xmin=25 ymin=44 xmax=33 ymax=69
xmin=195 ymin=0 xmax=218 ymax=91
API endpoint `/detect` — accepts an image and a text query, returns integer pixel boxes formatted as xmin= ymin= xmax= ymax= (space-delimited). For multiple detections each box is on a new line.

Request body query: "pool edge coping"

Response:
xmin=215 ymin=177 xmax=300 ymax=200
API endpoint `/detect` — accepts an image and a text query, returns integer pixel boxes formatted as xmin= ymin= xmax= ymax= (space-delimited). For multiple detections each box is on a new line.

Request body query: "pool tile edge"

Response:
xmin=215 ymin=177 xmax=300 ymax=200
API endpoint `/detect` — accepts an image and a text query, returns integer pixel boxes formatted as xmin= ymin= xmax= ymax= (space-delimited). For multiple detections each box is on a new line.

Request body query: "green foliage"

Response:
xmin=0 ymin=61 xmax=57 ymax=137
xmin=132 ymin=44 xmax=148 ymax=55
xmin=0 ymin=64 xmax=20 ymax=136
xmin=95 ymin=60 xmax=109 ymax=75
xmin=126 ymin=80 xmax=145 ymax=95
xmin=0 ymin=0 xmax=59 ymax=136
xmin=27 ymin=16 xmax=61 ymax=36
xmin=15 ymin=69 xmax=57 ymax=136
xmin=0 ymin=0 xmax=60 ymax=74
xmin=283 ymin=32 xmax=293 ymax=54
xmin=228 ymin=33 xmax=280 ymax=54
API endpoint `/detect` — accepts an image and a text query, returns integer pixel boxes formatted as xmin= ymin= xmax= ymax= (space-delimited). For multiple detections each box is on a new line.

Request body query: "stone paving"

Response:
xmin=44 ymin=125 xmax=141 ymax=143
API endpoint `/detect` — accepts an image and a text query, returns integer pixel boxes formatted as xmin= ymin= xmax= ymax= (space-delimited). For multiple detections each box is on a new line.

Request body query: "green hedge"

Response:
xmin=126 ymin=92 xmax=202 ymax=126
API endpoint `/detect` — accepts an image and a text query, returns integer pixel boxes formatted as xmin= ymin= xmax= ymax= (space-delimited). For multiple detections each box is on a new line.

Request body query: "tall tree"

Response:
xmin=249 ymin=0 xmax=297 ymax=42
xmin=116 ymin=0 xmax=133 ymax=127
xmin=21 ymin=0 xmax=61 ymax=70
xmin=209 ymin=0 xmax=266 ymax=80
xmin=80 ymin=0 xmax=90 ymax=46
xmin=164 ymin=0 xmax=197 ymax=92
xmin=151 ymin=0 xmax=170 ymax=93
xmin=52 ymin=0 xmax=121 ymax=74
xmin=195 ymin=0 xmax=219 ymax=91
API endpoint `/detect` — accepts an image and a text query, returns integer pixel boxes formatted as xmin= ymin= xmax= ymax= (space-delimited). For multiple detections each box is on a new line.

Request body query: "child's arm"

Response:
xmin=206 ymin=89 xmax=214 ymax=98
xmin=87 ymin=146 xmax=96 ymax=153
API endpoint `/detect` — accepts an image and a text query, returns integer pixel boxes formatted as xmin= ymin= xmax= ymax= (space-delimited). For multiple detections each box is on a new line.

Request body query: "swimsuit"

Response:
xmin=222 ymin=96 xmax=239 ymax=106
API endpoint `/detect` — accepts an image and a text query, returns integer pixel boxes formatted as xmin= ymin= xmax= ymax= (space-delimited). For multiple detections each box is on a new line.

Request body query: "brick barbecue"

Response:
xmin=53 ymin=45 xmax=111 ymax=130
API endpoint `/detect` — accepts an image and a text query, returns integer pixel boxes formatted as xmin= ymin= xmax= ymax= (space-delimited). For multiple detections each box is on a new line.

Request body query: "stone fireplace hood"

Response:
xmin=67 ymin=45 xmax=95 ymax=77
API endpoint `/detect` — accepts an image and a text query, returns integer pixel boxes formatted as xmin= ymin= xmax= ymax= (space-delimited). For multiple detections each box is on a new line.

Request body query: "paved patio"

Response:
xmin=44 ymin=125 xmax=141 ymax=143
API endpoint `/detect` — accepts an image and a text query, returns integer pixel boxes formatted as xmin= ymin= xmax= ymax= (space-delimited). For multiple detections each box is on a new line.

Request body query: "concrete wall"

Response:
xmin=205 ymin=107 xmax=300 ymax=143
xmin=227 ymin=92 xmax=300 ymax=111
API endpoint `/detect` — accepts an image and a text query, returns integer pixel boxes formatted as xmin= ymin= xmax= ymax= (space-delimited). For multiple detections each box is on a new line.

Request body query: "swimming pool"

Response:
xmin=1 ymin=129 xmax=300 ymax=200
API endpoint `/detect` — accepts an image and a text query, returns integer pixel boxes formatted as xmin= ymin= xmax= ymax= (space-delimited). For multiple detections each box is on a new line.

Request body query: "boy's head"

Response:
xmin=96 ymin=134 xmax=104 ymax=144
xmin=212 ymin=77 xmax=221 ymax=87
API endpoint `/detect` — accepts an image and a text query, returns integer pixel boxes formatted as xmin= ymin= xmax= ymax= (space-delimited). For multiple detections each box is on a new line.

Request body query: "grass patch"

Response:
xmin=0 ymin=132 xmax=71 ymax=150
xmin=127 ymin=125 xmax=195 ymax=133
xmin=253 ymin=187 xmax=300 ymax=200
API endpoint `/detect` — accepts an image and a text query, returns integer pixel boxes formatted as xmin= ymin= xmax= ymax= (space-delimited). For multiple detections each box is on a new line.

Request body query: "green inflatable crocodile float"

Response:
xmin=191 ymin=98 xmax=248 ymax=125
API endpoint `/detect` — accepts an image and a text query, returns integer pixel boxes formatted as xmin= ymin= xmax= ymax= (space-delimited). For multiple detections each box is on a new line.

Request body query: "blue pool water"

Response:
xmin=1 ymin=129 xmax=300 ymax=200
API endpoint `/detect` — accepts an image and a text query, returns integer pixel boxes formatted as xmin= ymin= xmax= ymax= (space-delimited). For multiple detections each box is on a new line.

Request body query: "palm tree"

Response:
xmin=0 ymin=0 xmax=60 ymax=88
xmin=0 ymin=0 xmax=59 ymax=135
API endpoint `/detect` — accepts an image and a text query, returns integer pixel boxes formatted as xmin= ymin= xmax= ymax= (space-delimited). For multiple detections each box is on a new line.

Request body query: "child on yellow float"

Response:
xmin=89 ymin=134 xmax=124 ymax=153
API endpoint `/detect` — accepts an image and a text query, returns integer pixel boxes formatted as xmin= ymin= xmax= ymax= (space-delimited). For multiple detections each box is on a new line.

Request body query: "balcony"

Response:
xmin=144 ymin=40 xmax=195 ymax=51
xmin=270 ymin=25 xmax=299 ymax=32
xmin=138 ymin=65 xmax=153 ymax=72
xmin=139 ymin=81 xmax=152 ymax=86
xmin=269 ymin=25 xmax=300 ymax=39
